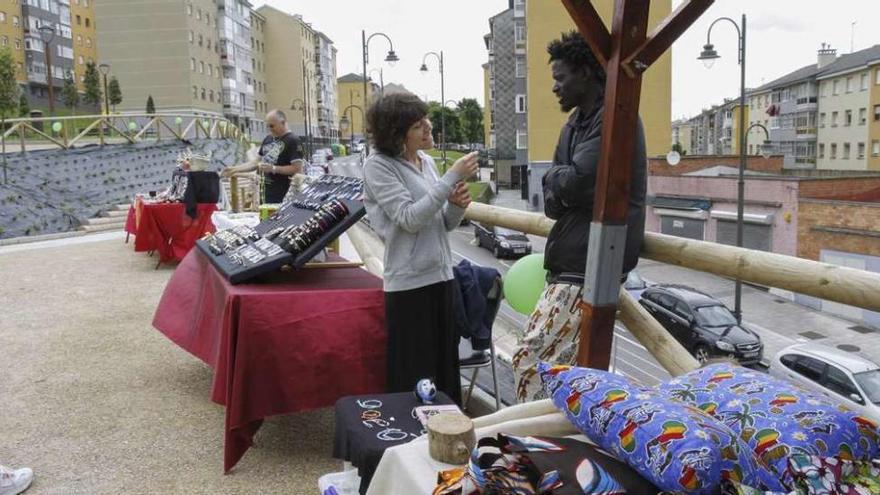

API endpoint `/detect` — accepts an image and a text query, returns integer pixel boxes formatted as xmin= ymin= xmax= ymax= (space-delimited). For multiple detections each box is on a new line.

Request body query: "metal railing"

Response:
xmin=0 ymin=113 xmax=251 ymax=154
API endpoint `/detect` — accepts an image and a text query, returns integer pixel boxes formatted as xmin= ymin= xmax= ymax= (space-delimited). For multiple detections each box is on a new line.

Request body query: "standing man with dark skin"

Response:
xmin=222 ymin=109 xmax=304 ymax=203
xmin=512 ymin=31 xmax=647 ymax=403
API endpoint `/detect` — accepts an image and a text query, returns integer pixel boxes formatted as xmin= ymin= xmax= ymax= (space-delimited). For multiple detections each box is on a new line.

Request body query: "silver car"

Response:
xmin=769 ymin=343 xmax=880 ymax=420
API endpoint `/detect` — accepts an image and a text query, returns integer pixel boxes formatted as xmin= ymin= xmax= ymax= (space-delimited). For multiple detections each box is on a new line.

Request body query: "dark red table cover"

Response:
xmin=152 ymin=250 xmax=386 ymax=472
xmin=125 ymin=198 xmax=217 ymax=262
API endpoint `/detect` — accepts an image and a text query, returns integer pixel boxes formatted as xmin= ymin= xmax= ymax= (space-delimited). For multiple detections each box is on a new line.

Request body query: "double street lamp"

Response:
xmin=420 ymin=51 xmax=446 ymax=165
xmin=362 ymin=30 xmax=399 ymax=156
xmin=37 ymin=25 xmax=56 ymax=115
xmin=698 ymin=14 xmax=750 ymax=323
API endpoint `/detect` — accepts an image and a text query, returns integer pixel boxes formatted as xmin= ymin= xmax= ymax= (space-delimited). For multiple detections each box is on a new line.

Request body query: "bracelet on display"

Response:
xmin=273 ymin=199 xmax=349 ymax=255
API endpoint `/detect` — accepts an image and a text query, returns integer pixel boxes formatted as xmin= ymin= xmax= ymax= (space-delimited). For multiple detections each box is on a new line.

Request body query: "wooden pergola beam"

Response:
xmin=562 ymin=0 xmax=612 ymax=67
xmin=623 ymin=0 xmax=715 ymax=71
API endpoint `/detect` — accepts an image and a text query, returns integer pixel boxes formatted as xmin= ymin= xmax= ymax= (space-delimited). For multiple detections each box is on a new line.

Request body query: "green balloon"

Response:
xmin=174 ymin=117 xmax=183 ymax=125
xmin=128 ymin=122 xmax=138 ymax=131
xmin=51 ymin=122 xmax=62 ymax=133
xmin=503 ymin=253 xmax=547 ymax=315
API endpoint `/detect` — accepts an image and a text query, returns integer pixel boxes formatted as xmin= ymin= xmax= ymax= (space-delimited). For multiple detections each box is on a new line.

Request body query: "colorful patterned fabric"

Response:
xmin=657 ymin=363 xmax=880 ymax=487
xmin=513 ymin=283 xmax=584 ymax=404
xmin=538 ymin=363 xmax=784 ymax=494
xmin=721 ymin=455 xmax=880 ymax=495
xmin=433 ymin=434 xmax=643 ymax=495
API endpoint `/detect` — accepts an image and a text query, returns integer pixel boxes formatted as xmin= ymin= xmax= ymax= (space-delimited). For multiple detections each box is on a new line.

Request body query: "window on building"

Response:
xmin=516 ymin=130 xmax=528 ymax=150
xmin=86 ymin=37 xmax=91 ymax=48
xmin=515 ymin=94 xmax=526 ymax=113
xmin=830 ymin=143 xmax=837 ymax=158
xmin=860 ymin=108 xmax=867 ymax=125
xmin=209 ymin=90 xmax=214 ymax=102
xmin=845 ymin=110 xmax=852 ymax=126
xmin=874 ymin=105 xmax=880 ymax=121
xmin=819 ymin=113 xmax=826 ymax=127
xmin=0 ymin=36 xmax=6 ymax=47
xmin=873 ymin=140 xmax=880 ymax=156
xmin=85 ymin=18 xmax=89 ymax=28
xmin=843 ymin=142 xmax=851 ymax=159
xmin=818 ymin=143 xmax=825 ymax=158
xmin=198 ymin=34 xmax=203 ymax=47
xmin=515 ymin=57 xmax=526 ymax=78
xmin=75 ymin=14 xmax=81 ymax=25
xmin=831 ymin=111 xmax=838 ymax=126
xmin=858 ymin=142 xmax=865 ymax=159
xmin=190 ymin=58 xmax=195 ymax=71
xmin=77 ymin=55 xmax=83 ymax=65
xmin=201 ymin=88 xmax=205 ymax=100
xmin=207 ymin=64 xmax=212 ymax=77
xmin=14 ymin=39 xmax=20 ymax=50
xmin=832 ymin=79 xmax=839 ymax=95
xmin=846 ymin=76 xmax=853 ymax=93
xmin=192 ymin=86 xmax=197 ymax=98
xmin=861 ymin=73 xmax=869 ymax=90
xmin=199 ymin=61 xmax=204 ymax=74
xmin=187 ymin=4 xmax=192 ymax=16
xmin=197 ymin=8 xmax=201 ymax=20
xmin=206 ymin=13 xmax=210 ymax=25
xmin=514 ymin=21 xmax=525 ymax=42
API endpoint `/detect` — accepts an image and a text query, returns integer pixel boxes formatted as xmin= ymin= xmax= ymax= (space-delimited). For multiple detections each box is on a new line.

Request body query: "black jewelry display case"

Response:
xmin=196 ymin=175 xmax=365 ymax=284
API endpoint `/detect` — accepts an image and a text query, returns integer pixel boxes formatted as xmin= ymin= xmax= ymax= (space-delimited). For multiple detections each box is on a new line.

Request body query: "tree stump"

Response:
xmin=427 ymin=413 xmax=476 ymax=465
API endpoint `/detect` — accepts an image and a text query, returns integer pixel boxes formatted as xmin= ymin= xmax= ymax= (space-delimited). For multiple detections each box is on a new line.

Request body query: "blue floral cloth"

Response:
xmin=538 ymin=363 xmax=784 ymax=494
xmin=656 ymin=363 xmax=880 ymax=487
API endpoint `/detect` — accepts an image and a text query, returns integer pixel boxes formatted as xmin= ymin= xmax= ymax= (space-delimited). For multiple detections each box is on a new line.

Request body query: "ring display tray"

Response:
xmin=197 ymin=175 xmax=365 ymax=284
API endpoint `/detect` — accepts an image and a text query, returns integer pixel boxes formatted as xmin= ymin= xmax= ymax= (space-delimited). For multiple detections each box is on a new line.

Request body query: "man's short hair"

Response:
xmin=548 ymin=31 xmax=606 ymax=84
xmin=267 ymin=109 xmax=287 ymax=123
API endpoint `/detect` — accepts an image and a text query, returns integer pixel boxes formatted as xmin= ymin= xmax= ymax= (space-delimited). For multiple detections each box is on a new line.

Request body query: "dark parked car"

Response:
xmin=474 ymin=223 xmax=532 ymax=258
xmin=638 ymin=285 xmax=764 ymax=365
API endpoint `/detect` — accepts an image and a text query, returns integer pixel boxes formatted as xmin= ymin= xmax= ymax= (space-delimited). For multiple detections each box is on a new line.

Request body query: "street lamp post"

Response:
xmin=301 ymin=58 xmax=320 ymax=160
xmin=339 ymin=104 xmax=364 ymax=148
xmin=98 ymin=63 xmax=110 ymax=116
xmin=38 ymin=25 xmax=56 ymax=115
xmin=698 ymin=14 xmax=748 ymax=323
xmin=362 ymin=30 xmax=399 ymax=156
xmin=421 ymin=51 xmax=445 ymax=166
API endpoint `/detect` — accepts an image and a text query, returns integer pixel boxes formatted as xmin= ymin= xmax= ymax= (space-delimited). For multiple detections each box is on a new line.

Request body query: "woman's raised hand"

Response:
xmin=449 ymin=151 xmax=479 ymax=180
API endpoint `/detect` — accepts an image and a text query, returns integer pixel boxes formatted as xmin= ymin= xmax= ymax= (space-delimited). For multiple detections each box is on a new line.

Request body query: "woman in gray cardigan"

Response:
xmin=363 ymin=93 xmax=479 ymax=404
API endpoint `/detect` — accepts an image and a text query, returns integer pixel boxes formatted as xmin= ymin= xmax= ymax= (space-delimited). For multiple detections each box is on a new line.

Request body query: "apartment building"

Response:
xmin=816 ymin=44 xmax=880 ymax=171
xmin=70 ymin=0 xmax=96 ymax=93
xmin=217 ymin=0 xmax=256 ymax=132
xmin=22 ymin=0 xmax=75 ymax=112
xmin=0 ymin=1 xmax=24 ymax=91
xmin=483 ymin=1 xmax=526 ymax=188
xmin=314 ymin=31 xmax=338 ymax=146
xmin=249 ymin=8 xmax=266 ymax=135
xmin=96 ymin=0 xmax=223 ymax=116
xmin=671 ymin=118 xmax=694 ymax=155
xmin=336 ymin=73 xmax=377 ymax=144
xmin=257 ymin=5 xmax=318 ymax=141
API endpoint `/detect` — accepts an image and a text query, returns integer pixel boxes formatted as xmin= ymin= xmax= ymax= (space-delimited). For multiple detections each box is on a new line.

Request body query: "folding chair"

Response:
xmin=459 ymin=276 xmax=503 ymax=411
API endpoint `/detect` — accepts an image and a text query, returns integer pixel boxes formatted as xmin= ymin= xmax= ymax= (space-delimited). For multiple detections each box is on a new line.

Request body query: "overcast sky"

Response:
xmin=255 ymin=0 xmax=880 ymax=119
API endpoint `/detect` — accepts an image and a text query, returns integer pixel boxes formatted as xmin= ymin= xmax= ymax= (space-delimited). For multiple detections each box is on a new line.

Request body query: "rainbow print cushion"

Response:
xmin=657 ymin=363 xmax=880 ymax=487
xmin=538 ymin=363 xmax=784 ymax=494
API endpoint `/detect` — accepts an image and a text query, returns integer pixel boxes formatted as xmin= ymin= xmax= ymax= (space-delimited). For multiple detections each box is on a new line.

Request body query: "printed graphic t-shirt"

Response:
xmin=259 ymin=132 xmax=303 ymax=203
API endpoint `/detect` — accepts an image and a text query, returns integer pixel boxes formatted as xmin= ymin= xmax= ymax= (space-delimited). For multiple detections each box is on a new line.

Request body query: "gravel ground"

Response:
xmin=0 ymin=236 xmax=339 ymax=494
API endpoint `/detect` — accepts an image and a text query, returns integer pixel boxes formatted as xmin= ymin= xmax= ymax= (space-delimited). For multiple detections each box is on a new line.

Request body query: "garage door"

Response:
xmin=716 ymin=220 xmax=771 ymax=252
xmin=660 ymin=216 xmax=704 ymax=240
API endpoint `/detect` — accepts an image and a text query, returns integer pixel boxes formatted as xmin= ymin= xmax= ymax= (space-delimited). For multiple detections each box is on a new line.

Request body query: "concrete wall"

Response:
xmin=647 ymin=176 xmax=800 ymax=256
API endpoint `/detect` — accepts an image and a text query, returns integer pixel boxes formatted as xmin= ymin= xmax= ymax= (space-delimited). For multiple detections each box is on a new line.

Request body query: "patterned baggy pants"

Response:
xmin=511 ymin=283 xmax=584 ymax=403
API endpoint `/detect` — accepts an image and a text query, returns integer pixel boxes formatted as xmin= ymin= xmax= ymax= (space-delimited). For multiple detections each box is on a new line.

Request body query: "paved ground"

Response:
xmin=0 ymin=236 xmax=341 ymax=494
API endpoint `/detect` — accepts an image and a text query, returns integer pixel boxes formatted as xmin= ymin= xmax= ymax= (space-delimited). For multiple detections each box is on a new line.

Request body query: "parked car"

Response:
xmin=638 ymin=285 xmax=764 ymax=365
xmin=473 ymin=223 xmax=532 ymax=258
xmin=769 ymin=343 xmax=880 ymax=420
xmin=623 ymin=271 xmax=650 ymax=300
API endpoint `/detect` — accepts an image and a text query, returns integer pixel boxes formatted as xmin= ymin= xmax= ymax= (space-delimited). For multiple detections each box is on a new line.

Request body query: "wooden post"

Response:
xmin=563 ymin=0 xmax=713 ymax=369
xmin=230 ymin=175 xmax=240 ymax=213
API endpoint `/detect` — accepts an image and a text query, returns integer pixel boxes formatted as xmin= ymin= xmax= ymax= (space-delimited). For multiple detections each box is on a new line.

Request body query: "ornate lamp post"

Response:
xmin=362 ymin=30 xmax=398 ymax=155
xmin=38 ymin=25 xmax=56 ymax=115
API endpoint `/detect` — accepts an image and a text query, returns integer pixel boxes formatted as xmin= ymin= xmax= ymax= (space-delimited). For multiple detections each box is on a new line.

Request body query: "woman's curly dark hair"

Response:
xmin=547 ymin=31 xmax=606 ymax=84
xmin=366 ymin=93 xmax=428 ymax=156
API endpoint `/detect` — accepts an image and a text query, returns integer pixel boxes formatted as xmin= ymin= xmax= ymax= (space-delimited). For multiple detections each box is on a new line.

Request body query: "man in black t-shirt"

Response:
xmin=222 ymin=109 xmax=304 ymax=203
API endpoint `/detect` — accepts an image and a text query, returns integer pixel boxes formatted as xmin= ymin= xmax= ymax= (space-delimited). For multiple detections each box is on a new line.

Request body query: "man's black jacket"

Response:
xmin=541 ymin=105 xmax=647 ymax=281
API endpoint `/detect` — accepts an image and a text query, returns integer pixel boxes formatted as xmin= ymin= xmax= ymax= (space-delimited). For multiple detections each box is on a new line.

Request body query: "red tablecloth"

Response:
xmin=152 ymin=250 xmax=386 ymax=472
xmin=125 ymin=197 xmax=217 ymax=262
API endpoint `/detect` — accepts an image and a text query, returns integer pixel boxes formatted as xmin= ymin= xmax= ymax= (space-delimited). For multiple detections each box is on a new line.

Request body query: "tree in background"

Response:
xmin=427 ymin=101 xmax=462 ymax=145
xmin=671 ymin=142 xmax=686 ymax=156
xmin=0 ymin=48 xmax=19 ymax=183
xmin=457 ymin=98 xmax=484 ymax=145
xmin=18 ymin=94 xmax=29 ymax=118
xmin=61 ymin=71 xmax=79 ymax=115
xmin=82 ymin=62 xmax=101 ymax=109
xmin=146 ymin=95 xmax=155 ymax=115
xmin=108 ymin=77 xmax=122 ymax=111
